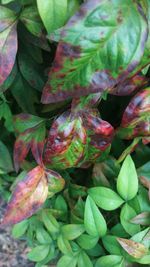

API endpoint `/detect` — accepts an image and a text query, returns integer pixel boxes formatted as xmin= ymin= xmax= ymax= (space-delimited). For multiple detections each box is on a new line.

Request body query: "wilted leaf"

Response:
xmin=0 ymin=6 xmax=18 ymax=86
xmin=117 ymin=155 xmax=138 ymax=201
xmin=41 ymin=0 xmax=148 ymax=103
xmin=1 ymin=166 xmax=48 ymax=225
xmin=88 ymin=187 xmax=124 ymax=211
xmin=117 ymin=237 xmax=148 ymax=259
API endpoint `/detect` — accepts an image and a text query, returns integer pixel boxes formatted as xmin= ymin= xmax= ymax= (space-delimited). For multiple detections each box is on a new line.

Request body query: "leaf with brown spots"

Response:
xmin=130 ymin=212 xmax=150 ymax=226
xmin=13 ymin=114 xmax=46 ymax=171
xmin=117 ymin=88 xmax=150 ymax=139
xmin=0 ymin=166 xmax=48 ymax=226
xmin=117 ymin=237 xmax=148 ymax=259
xmin=0 ymin=6 xmax=18 ymax=86
xmin=41 ymin=0 xmax=148 ymax=103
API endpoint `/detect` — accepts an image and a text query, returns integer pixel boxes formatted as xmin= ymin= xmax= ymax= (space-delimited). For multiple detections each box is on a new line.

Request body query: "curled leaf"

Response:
xmin=0 ymin=166 xmax=48 ymax=226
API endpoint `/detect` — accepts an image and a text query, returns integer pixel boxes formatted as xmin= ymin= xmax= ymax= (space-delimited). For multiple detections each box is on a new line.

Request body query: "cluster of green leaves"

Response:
xmin=0 ymin=0 xmax=150 ymax=266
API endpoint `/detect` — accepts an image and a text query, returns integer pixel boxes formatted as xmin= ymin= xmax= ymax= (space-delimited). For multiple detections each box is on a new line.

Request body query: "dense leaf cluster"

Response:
xmin=0 ymin=0 xmax=150 ymax=266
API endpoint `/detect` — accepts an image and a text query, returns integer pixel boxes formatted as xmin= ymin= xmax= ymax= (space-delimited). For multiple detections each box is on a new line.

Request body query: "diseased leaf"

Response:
xmin=88 ymin=187 xmax=124 ymax=211
xmin=117 ymin=88 xmax=150 ymax=139
xmin=20 ymin=6 xmax=44 ymax=37
xmin=37 ymin=0 xmax=68 ymax=34
xmin=84 ymin=196 xmax=107 ymax=237
xmin=130 ymin=212 xmax=150 ymax=226
xmin=41 ymin=0 xmax=148 ymax=103
xmin=46 ymin=169 xmax=65 ymax=197
xmin=13 ymin=115 xmax=46 ymax=171
xmin=0 ymin=6 xmax=18 ymax=86
xmin=117 ymin=155 xmax=138 ymax=201
xmin=117 ymin=237 xmax=148 ymax=259
xmin=0 ymin=166 xmax=48 ymax=226
xmin=0 ymin=62 xmax=17 ymax=93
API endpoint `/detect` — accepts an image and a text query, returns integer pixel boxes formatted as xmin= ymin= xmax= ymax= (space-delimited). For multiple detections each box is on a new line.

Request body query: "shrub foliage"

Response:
xmin=0 ymin=0 xmax=150 ymax=266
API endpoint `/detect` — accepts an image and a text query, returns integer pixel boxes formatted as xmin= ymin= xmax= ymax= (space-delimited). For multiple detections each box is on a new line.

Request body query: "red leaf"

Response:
xmin=0 ymin=166 xmax=48 ymax=226
xmin=0 ymin=6 xmax=18 ymax=85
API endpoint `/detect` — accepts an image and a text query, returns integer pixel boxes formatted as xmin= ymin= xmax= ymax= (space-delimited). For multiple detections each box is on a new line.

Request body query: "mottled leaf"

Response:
xmin=0 ymin=62 xmax=17 ymax=93
xmin=46 ymin=169 xmax=65 ymax=197
xmin=130 ymin=212 xmax=150 ymax=226
xmin=0 ymin=6 xmax=18 ymax=86
xmin=0 ymin=166 xmax=48 ymax=226
xmin=117 ymin=237 xmax=148 ymax=259
xmin=41 ymin=0 xmax=148 ymax=103
xmin=117 ymin=88 xmax=150 ymax=139
xmin=14 ymin=118 xmax=46 ymax=171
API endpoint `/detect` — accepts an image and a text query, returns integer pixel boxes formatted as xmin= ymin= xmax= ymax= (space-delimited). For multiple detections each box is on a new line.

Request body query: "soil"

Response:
xmin=0 ymin=198 xmax=34 ymax=267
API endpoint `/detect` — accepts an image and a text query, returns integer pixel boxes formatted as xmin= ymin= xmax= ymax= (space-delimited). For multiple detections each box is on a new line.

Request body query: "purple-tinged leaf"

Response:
xmin=117 ymin=88 xmax=150 ymax=139
xmin=117 ymin=237 xmax=148 ymax=259
xmin=139 ymin=176 xmax=150 ymax=200
xmin=44 ymin=111 xmax=87 ymax=169
xmin=41 ymin=0 xmax=148 ymax=103
xmin=13 ymin=116 xmax=46 ymax=171
xmin=109 ymin=74 xmax=149 ymax=96
xmin=0 ymin=166 xmax=48 ymax=226
xmin=0 ymin=6 xmax=18 ymax=86
xmin=46 ymin=169 xmax=65 ymax=197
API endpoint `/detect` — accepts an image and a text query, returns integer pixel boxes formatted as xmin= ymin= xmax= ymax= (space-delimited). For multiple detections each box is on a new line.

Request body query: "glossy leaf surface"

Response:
xmin=41 ymin=0 xmax=148 ymax=103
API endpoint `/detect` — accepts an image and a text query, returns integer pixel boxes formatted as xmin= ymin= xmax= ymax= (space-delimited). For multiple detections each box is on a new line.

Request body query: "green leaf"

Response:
xmin=88 ymin=187 xmax=124 ymax=211
xmin=57 ymin=234 xmax=72 ymax=254
xmin=27 ymin=245 xmax=50 ymax=262
xmin=77 ymin=234 xmax=99 ymax=250
xmin=117 ymin=155 xmax=138 ymax=201
xmin=102 ymin=235 xmax=122 ymax=255
xmin=0 ymin=141 xmax=13 ymax=173
xmin=20 ymin=6 xmax=44 ymax=37
xmin=84 ymin=196 xmax=107 ymax=237
xmin=37 ymin=0 xmax=68 ymax=34
xmin=135 ymin=252 xmax=150 ymax=264
xmin=57 ymin=254 xmax=78 ymax=267
xmin=36 ymin=227 xmax=52 ymax=244
xmin=41 ymin=0 xmax=148 ymax=103
xmin=41 ymin=210 xmax=60 ymax=235
xmin=0 ymin=102 xmax=14 ymax=132
xmin=77 ymin=251 xmax=93 ymax=267
xmin=12 ymin=220 xmax=29 ymax=238
xmin=61 ymin=224 xmax=85 ymax=240
xmin=120 ymin=203 xmax=141 ymax=236
xmin=95 ymin=255 xmax=124 ymax=267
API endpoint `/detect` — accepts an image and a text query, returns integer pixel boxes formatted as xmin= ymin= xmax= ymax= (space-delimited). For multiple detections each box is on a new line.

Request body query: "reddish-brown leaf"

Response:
xmin=0 ymin=6 xmax=18 ymax=85
xmin=0 ymin=166 xmax=48 ymax=226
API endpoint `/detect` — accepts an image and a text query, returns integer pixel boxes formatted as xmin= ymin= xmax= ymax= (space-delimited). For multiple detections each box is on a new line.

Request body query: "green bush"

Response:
xmin=0 ymin=0 xmax=150 ymax=266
